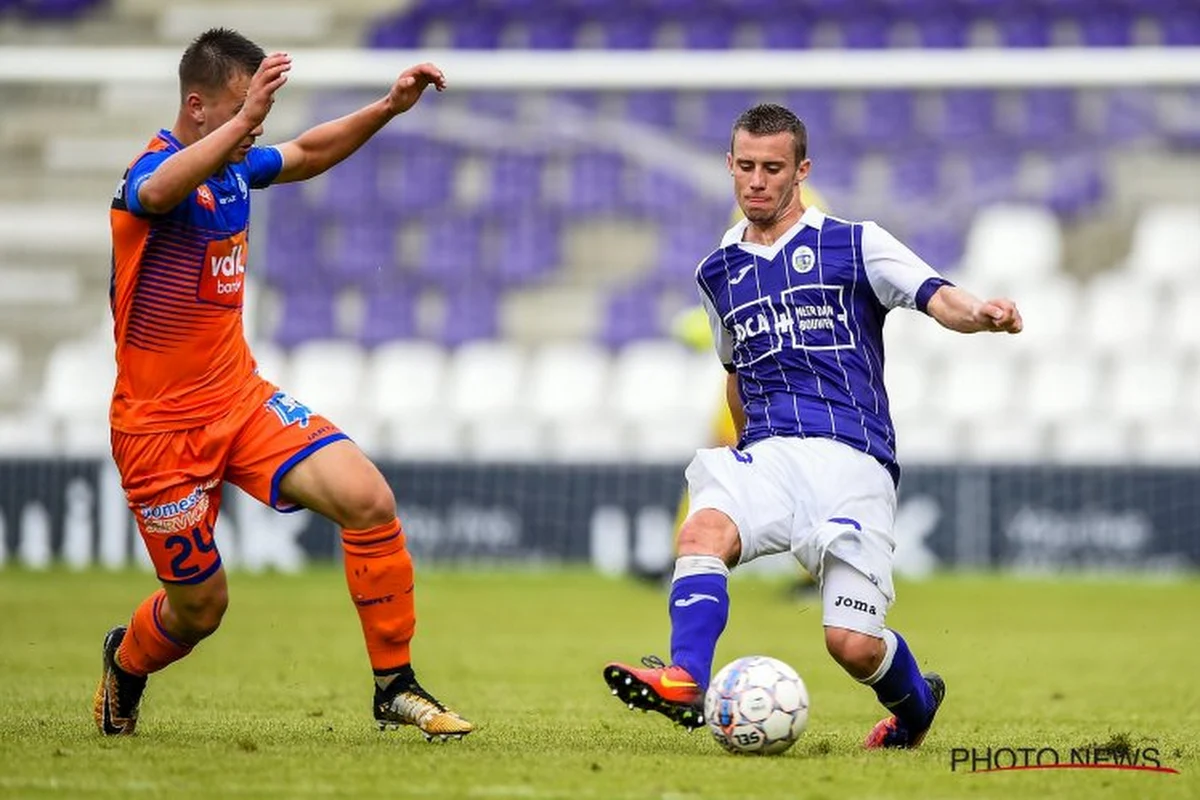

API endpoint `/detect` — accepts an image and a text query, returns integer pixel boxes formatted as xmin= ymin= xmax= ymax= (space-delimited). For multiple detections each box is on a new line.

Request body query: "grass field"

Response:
xmin=1 ymin=568 xmax=1197 ymax=799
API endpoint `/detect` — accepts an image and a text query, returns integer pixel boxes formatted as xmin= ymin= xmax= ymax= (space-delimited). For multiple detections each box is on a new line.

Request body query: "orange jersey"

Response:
xmin=109 ymin=130 xmax=283 ymax=433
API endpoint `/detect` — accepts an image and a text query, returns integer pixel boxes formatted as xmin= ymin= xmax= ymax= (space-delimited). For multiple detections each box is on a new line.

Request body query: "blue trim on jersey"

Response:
xmin=159 ymin=555 xmax=223 ymax=586
xmin=269 ymin=433 xmax=351 ymax=511
xmin=915 ymin=277 xmax=954 ymax=313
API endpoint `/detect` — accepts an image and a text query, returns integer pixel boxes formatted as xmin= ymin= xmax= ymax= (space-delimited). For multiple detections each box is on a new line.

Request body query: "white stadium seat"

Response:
xmin=1052 ymin=416 xmax=1130 ymax=464
xmin=1005 ymin=276 xmax=1081 ymax=354
xmin=882 ymin=351 xmax=935 ymax=419
xmin=965 ymin=413 xmax=1049 ymax=464
xmin=364 ymin=341 xmax=448 ymax=421
xmin=249 ymin=340 xmax=289 ymax=387
xmin=1132 ymin=414 xmax=1200 ymax=465
xmin=0 ymin=411 xmax=57 ymax=456
xmin=42 ymin=336 xmax=115 ymax=449
xmin=892 ymin=412 xmax=962 ymax=463
xmin=629 ymin=415 xmax=710 ymax=463
xmin=958 ymin=204 xmax=1063 ymax=293
xmin=1124 ymin=204 xmax=1200 ymax=288
xmin=1021 ymin=350 xmax=1101 ymax=423
xmin=610 ymin=340 xmax=693 ymax=423
xmin=1078 ymin=270 xmax=1159 ymax=354
xmin=381 ymin=416 xmax=463 ymax=461
xmin=465 ymin=415 xmax=546 ymax=462
xmin=1105 ymin=355 xmax=1185 ymax=424
xmin=446 ymin=341 xmax=526 ymax=422
xmin=546 ymin=414 xmax=628 ymax=463
xmin=287 ymin=340 xmax=369 ymax=440
xmin=934 ymin=337 xmax=1021 ymax=422
xmin=1165 ymin=286 xmax=1200 ymax=356
xmin=527 ymin=341 xmax=611 ymax=422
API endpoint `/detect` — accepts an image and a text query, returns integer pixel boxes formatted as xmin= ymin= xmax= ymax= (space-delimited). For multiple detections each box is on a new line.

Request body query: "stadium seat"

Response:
xmin=446 ymin=341 xmax=527 ymax=422
xmin=546 ymin=413 xmax=628 ymax=463
xmin=958 ymin=204 xmax=1064 ymax=293
xmin=359 ymin=285 xmax=420 ymax=347
xmin=42 ymin=335 xmax=114 ymax=425
xmin=1052 ymin=416 xmax=1130 ymax=464
xmin=0 ymin=411 xmax=56 ymax=456
xmin=250 ymin=340 xmax=289 ymax=388
xmin=1105 ymin=355 xmax=1185 ymax=424
xmin=892 ymin=412 xmax=963 ymax=464
xmin=527 ymin=341 xmax=612 ymax=422
xmin=0 ymin=337 xmax=20 ymax=407
xmin=382 ymin=416 xmax=463 ymax=461
xmin=1015 ymin=89 xmax=1078 ymax=146
xmin=1004 ymin=276 xmax=1081 ymax=354
xmin=934 ymin=338 xmax=1021 ymax=422
xmin=287 ymin=340 xmax=370 ymax=441
xmin=964 ymin=414 xmax=1050 ymax=464
xmin=610 ymin=340 xmax=693 ymax=424
xmin=1078 ymin=270 xmax=1158 ymax=354
xmin=1022 ymin=351 xmax=1101 ymax=423
xmin=601 ymin=282 xmax=665 ymax=346
xmin=1123 ymin=204 xmax=1200 ymax=288
xmin=629 ymin=415 xmax=709 ymax=463
xmin=364 ymin=340 xmax=447 ymax=422
xmin=1132 ymin=414 xmax=1200 ymax=465
xmin=465 ymin=415 xmax=546 ymax=462
xmin=1166 ymin=286 xmax=1200 ymax=355
xmin=882 ymin=350 xmax=936 ymax=419
xmin=440 ymin=284 xmax=501 ymax=346
xmin=274 ymin=289 xmax=338 ymax=347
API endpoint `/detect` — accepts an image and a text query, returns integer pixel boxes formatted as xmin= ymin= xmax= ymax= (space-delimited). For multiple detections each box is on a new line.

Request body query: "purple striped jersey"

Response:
xmin=696 ymin=207 xmax=952 ymax=482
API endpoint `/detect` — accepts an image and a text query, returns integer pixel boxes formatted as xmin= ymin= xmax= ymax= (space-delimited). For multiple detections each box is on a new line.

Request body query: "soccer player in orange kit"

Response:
xmin=95 ymin=28 xmax=473 ymax=740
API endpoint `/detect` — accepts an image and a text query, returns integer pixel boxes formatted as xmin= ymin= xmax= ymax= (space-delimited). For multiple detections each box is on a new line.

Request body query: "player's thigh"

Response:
xmin=277 ymin=439 xmax=396 ymax=528
xmin=113 ymin=428 xmax=227 ymax=586
xmin=684 ymin=444 xmax=795 ymax=566
xmin=161 ymin=565 xmax=230 ymax=636
xmin=790 ymin=440 xmax=898 ymax=601
xmin=223 ymin=381 xmax=393 ymax=528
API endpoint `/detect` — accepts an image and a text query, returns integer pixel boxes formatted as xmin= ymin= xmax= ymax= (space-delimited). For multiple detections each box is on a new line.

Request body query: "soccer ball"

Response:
xmin=704 ymin=655 xmax=809 ymax=755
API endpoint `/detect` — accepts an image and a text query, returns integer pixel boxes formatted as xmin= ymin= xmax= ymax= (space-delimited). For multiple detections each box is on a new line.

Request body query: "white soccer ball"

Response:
xmin=704 ymin=655 xmax=809 ymax=755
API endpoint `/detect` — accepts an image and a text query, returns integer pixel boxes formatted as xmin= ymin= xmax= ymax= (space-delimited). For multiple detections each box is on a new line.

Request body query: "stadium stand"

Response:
xmin=1 ymin=0 xmax=1199 ymax=465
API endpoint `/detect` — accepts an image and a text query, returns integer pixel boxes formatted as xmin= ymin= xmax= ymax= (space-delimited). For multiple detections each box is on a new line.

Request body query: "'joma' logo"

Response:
xmin=834 ymin=595 xmax=877 ymax=615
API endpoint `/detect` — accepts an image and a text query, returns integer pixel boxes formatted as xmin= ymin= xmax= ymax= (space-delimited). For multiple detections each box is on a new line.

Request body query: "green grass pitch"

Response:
xmin=1 ymin=568 xmax=1197 ymax=799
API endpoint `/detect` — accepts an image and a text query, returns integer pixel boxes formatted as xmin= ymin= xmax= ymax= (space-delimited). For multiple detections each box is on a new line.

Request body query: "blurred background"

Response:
xmin=0 ymin=0 xmax=1198 ymax=576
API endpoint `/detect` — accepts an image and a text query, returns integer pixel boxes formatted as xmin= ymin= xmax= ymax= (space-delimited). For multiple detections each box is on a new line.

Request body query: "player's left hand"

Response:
xmin=386 ymin=63 xmax=447 ymax=115
xmin=975 ymin=298 xmax=1023 ymax=333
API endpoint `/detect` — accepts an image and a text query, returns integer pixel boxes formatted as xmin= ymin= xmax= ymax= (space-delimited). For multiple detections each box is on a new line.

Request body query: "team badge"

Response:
xmin=266 ymin=392 xmax=312 ymax=428
xmin=792 ymin=245 xmax=816 ymax=274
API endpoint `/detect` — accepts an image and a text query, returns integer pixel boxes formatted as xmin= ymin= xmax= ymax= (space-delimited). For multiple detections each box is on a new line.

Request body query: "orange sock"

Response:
xmin=116 ymin=589 xmax=193 ymax=677
xmin=342 ymin=519 xmax=415 ymax=673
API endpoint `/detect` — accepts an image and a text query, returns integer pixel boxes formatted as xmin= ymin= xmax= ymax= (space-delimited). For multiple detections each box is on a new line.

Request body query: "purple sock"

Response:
xmin=668 ymin=572 xmax=729 ymax=693
xmin=869 ymin=630 xmax=936 ymax=729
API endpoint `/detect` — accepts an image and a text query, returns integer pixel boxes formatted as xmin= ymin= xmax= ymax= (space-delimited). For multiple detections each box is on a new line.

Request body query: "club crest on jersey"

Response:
xmin=266 ymin=392 xmax=312 ymax=428
xmin=196 ymin=184 xmax=216 ymax=212
xmin=792 ymin=246 xmax=816 ymax=274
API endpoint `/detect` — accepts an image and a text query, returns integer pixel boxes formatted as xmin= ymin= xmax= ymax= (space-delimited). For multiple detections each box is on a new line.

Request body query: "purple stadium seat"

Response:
xmin=655 ymin=218 xmax=723 ymax=282
xmin=1077 ymin=8 xmax=1135 ymax=46
xmin=484 ymin=215 xmax=562 ymax=286
xmin=679 ymin=13 xmax=737 ymax=49
xmin=601 ymin=15 xmax=659 ymax=48
xmin=274 ymin=290 xmax=337 ymax=348
xmin=367 ymin=10 xmax=426 ymax=48
xmin=466 ymin=91 xmax=521 ymax=119
xmin=314 ymin=148 xmax=379 ymax=216
xmin=447 ymin=10 xmax=503 ymax=48
xmin=625 ymin=91 xmax=678 ymax=129
xmin=696 ymin=90 xmax=759 ymax=148
xmin=854 ymin=90 xmax=917 ymax=149
xmin=556 ymin=89 xmax=602 ymax=112
xmin=625 ymin=169 xmax=700 ymax=218
xmin=358 ymin=284 xmax=419 ymax=347
xmin=376 ymin=141 xmax=457 ymax=214
xmin=1160 ymin=7 xmax=1200 ymax=45
xmin=18 ymin=0 xmax=99 ymax=19
xmin=323 ymin=215 xmax=397 ymax=286
xmin=938 ymin=90 xmax=997 ymax=142
xmin=918 ymin=15 xmax=969 ymax=48
xmin=264 ymin=187 xmax=321 ymax=290
xmin=484 ymin=151 xmax=546 ymax=212
xmin=810 ymin=147 xmax=857 ymax=193
xmin=905 ymin=224 xmax=963 ymax=271
xmin=786 ymin=91 xmax=837 ymax=140
xmin=760 ymin=23 xmax=812 ymax=49
xmin=563 ymin=152 xmax=626 ymax=214
xmin=996 ymin=11 xmax=1052 ymax=47
xmin=1044 ymin=154 xmax=1104 ymax=218
xmin=602 ymin=283 xmax=663 ymax=346
xmin=840 ymin=15 xmax=892 ymax=49
xmin=523 ymin=11 xmax=579 ymax=48
xmin=1017 ymin=89 xmax=1077 ymax=145
xmin=966 ymin=149 xmax=1018 ymax=205
xmin=416 ymin=213 xmax=484 ymax=286
xmin=439 ymin=285 xmax=499 ymax=346
xmin=1102 ymin=89 xmax=1156 ymax=143
xmin=889 ymin=149 xmax=943 ymax=201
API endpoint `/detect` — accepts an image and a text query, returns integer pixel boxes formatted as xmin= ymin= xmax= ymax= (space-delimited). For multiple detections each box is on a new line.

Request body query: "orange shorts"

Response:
xmin=112 ymin=375 xmax=347 ymax=584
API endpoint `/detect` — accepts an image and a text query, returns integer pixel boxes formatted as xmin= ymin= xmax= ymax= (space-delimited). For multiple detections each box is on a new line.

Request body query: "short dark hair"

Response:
xmin=178 ymin=28 xmax=265 ymax=95
xmin=731 ymin=103 xmax=808 ymax=164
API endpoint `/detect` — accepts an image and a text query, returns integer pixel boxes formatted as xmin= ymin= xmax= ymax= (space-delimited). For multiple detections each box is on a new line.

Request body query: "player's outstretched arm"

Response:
xmin=138 ymin=53 xmax=291 ymax=214
xmin=926 ymin=285 xmax=1023 ymax=334
xmin=275 ymin=62 xmax=446 ymax=184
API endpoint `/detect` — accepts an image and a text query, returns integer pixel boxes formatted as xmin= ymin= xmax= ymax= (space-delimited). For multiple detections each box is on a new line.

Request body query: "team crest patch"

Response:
xmin=792 ymin=245 xmax=816 ymax=274
xmin=266 ymin=391 xmax=312 ymax=428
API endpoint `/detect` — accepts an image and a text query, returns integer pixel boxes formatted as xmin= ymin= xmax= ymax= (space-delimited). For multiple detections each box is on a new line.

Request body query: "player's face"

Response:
xmin=196 ymin=72 xmax=261 ymax=163
xmin=728 ymin=130 xmax=811 ymax=226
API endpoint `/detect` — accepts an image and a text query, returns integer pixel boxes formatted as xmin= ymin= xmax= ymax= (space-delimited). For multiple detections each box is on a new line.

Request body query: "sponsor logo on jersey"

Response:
xmin=139 ymin=480 xmax=218 ymax=534
xmin=198 ymin=231 xmax=248 ymax=308
xmin=196 ymin=184 xmax=216 ymax=212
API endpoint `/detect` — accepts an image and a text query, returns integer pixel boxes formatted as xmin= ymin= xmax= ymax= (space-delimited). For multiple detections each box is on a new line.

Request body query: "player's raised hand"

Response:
xmin=239 ymin=52 xmax=292 ymax=129
xmin=385 ymin=62 xmax=447 ymax=116
xmin=975 ymin=298 xmax=1023 ymax=333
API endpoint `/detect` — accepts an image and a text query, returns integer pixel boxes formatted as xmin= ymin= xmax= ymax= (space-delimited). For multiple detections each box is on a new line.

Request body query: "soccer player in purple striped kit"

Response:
xmin=604 ymin=104 xmax=1022 ymax=749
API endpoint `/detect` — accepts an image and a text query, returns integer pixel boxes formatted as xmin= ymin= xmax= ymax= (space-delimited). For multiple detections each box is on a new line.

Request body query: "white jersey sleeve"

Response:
xmin=699 ymin=286 xmax=735 ymax=368
xmin=861 ymin=221 xmax=952 ymax=312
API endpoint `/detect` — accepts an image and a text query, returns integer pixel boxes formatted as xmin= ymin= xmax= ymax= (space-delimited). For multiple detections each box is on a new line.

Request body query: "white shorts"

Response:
xmin=685 ymin=437 xmax=898 ymax=605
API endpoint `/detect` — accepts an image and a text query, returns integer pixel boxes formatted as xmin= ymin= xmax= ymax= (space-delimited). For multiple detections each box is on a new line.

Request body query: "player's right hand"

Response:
xmin=238 ymin=53 xmax=292 ymax=130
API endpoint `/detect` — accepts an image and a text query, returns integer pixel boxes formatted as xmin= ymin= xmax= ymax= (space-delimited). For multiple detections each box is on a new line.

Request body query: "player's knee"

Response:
xmin=677 ymin=509 xmax=740 ymax=565
xmin=339 ymin=478 xmax=397 ymax=530
xmin=824 ymin=627 xmax=885 ymax=680
xmin=171 ymin=582 xmax=229 ymax=642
